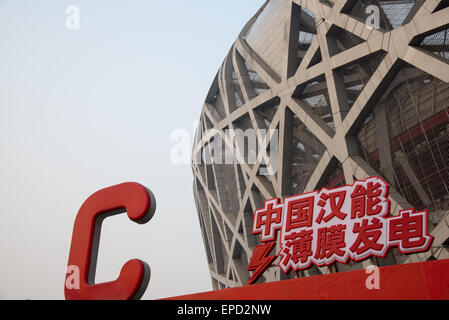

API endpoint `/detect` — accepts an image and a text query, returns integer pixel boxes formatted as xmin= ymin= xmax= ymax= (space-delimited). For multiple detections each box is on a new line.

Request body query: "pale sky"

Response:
xmin=0 ymin=0 xmax=263 ymax=300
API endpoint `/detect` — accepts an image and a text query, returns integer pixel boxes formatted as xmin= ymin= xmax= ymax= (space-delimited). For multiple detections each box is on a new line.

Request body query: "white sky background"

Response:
xmin=0 ymin=0 xmax=263 ymax=300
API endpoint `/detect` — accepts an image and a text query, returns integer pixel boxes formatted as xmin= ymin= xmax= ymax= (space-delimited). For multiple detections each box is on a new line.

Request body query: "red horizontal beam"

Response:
xmin=390 ymin=109 xmax=449 ymax=152
xmin=368 ymin=108 xmax=449 ymax=163
xmin=165 ymin=259 xmax=449 ymax=300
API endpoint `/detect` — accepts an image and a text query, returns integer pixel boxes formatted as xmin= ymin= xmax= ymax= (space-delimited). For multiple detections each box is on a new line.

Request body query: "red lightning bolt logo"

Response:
xmin=246 ymin=243 xmax=277 ymax=285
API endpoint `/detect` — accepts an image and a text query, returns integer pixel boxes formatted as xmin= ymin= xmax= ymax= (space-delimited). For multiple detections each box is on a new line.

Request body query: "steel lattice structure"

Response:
xmin=192 ymin=0 xmax=449 ymax=290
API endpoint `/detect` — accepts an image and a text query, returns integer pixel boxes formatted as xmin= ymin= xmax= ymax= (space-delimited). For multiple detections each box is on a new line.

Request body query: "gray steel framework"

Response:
xmin=192 ymin=0 xmax=449 ymax=290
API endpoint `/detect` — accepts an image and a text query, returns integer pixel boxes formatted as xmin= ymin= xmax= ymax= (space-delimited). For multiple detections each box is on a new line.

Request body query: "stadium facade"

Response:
xmin=192 ymin=0 xmax=449 ymax=290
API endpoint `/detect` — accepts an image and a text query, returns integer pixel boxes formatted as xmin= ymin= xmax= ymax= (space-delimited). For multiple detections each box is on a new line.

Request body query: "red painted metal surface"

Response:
xmin=166 ymin=259 xmax=449 ymax=300
xmin=65 ymin=182 xmax=155 ymax=300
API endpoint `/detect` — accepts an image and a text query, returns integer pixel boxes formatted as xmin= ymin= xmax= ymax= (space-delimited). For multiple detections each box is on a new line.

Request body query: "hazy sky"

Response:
xmin=0 ymin=0 xmax=263 ymax=300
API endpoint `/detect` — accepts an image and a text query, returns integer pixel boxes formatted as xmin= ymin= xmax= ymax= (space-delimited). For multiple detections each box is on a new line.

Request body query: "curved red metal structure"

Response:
xmin=65 ymin=182 xmax=156 ymax=300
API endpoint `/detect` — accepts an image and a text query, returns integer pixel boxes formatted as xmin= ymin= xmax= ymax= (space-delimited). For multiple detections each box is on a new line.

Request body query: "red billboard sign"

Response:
xmin=248 ymin=177 xmax=433 ymax=285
